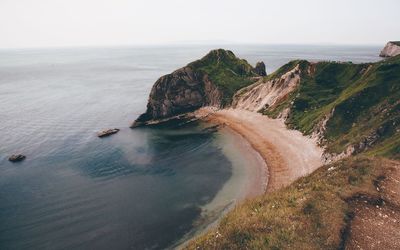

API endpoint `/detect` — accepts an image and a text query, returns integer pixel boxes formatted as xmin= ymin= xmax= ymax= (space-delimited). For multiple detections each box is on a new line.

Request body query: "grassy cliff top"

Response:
xmin=188 ymin=49 xmax=259 ymax=105
xmin=262 ymin=55 xmax=400 ymax=159
xmin=186 ymin=54 xmax=400 ymax=249
xmin=187 ymin=156 xmax=398 ymax=249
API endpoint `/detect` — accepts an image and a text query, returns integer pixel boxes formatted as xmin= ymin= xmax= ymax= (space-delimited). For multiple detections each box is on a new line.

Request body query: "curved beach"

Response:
xmin=174 ymin=123 xmax=269 ymax=249
xmin=196 ymin=107 xmax=324 ymax=192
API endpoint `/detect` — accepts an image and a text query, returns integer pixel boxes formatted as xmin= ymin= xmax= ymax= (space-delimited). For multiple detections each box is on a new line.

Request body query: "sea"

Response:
xmin=0 ymin=44 xmax=381 ymax=249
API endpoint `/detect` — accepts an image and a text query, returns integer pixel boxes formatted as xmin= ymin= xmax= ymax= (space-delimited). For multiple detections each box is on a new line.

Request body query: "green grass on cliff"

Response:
xmin=262 ymin=56 xmax=400 ymax=158
xmin=186 ymin=157 xmax=397 ymax=250
xmin=188 ymin=49 xmax=258 ymax=105
xmin=184 ymin=53 xmax=400 ymax=249
xmin=185 ymin=54 xmax=400 ymax=250
xmin=263 ymin=60 xmax=308 ymax=81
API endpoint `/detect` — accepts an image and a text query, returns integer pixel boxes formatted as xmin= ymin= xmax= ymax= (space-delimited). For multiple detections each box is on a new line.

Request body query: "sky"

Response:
xmin=0 ymin=0 xmax=399 ymax=48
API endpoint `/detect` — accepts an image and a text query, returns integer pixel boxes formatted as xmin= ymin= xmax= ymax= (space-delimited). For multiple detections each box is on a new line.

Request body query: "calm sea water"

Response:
xmin=0 ymin=44 xmax=381 ymax=249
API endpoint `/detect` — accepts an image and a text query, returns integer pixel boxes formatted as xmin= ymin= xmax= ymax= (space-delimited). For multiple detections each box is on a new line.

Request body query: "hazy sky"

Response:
xmin=1 ymin=0 xmax=399 ymax=48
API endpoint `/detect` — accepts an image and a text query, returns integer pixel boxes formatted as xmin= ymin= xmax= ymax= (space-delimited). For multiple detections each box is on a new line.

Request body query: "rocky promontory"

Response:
xmin=379 ymin=41 xmax=400 ymax=57
xmin=132 ymin=49 xmax=266 ymax=127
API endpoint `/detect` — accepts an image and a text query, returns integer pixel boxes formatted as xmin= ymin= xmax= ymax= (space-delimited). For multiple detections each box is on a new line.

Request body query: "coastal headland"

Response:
xmin=133 ymin=46 xmax=400 ymax=249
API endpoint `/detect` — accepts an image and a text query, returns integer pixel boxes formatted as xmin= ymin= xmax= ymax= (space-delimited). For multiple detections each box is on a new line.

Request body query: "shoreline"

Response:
xmin=175 ymin=124 xmax=268 ymax=249
xmin=219 ymin=126 xmax=268 ymax=199
xmin=178 ymin=107 xmax=323 ymax=248
xmin=195 ymin=107 xmax=324 ymax=192
xmin=206 ymin=123 xmax=268 ymax=199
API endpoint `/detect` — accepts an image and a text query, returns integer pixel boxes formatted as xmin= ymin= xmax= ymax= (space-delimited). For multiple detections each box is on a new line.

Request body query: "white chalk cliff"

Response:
xmin=379 ymin=41 xmax=400 ymax=57
xmin=232 ymin=65 xmax=302 ymax=112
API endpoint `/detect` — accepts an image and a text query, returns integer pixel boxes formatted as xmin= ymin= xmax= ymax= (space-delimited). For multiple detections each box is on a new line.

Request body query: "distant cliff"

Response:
xmin=132 ymin=49 xmax=265 ymax=127
xmin=380 ymin=41 xmax=400 ymax=57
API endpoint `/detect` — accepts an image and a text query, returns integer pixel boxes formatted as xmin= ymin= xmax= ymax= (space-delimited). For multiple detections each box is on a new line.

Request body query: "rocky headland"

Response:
xmin=133 ymin=45 xmax=400 ymax=249
xmin=131 ymin=49 xmax=264 ymax=127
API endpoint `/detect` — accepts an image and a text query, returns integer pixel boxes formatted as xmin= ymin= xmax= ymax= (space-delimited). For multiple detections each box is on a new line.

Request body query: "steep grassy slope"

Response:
xmin=187 ymin=157 xmax=399 ymax=249
xmin=186 ymin=55 xmax=400 ymax=249
xmin=262 ymin=55 xmax=400 ymax=159
xmin=188 ymin=49 xmax=258 ymax=105
xmin=133 ymin=49 xmax=262 ymax=125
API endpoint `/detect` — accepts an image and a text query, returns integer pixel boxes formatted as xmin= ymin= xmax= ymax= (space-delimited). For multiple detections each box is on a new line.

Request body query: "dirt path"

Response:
xmin=193 ymin=108 xmax=400 ymax=248
xmin=346 ymin=200 xmax=400 ymax=250
xmin=195 ymin=108 xmax=324 ymax=192
xmin=346 ymin=159 xmax=400 ymax=250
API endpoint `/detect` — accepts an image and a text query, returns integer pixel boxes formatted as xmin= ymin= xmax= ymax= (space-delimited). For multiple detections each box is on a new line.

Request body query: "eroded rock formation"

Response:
xmin=232 ymin=65 xmax=301 ymax=112
xmin=132 ymin=67 xmax=223 ymax=127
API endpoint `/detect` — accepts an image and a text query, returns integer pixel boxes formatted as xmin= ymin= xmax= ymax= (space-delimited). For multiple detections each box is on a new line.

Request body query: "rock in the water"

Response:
xmin=201 ymin=125 xmax=219 ymax=133
xmin=97 ymin=128 xmax=120 ymax=137
xmin=379 ymin=41 xmax=400 ymax=57
xmin=8 ymin=154 xmax=26 ymax=162
xmin=254 ymin=61 xmax=267 ymax=76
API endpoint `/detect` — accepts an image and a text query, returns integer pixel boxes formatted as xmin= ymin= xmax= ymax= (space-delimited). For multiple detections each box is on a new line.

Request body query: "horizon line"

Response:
xmin=0 ymin=41 xmax=386 ymax=50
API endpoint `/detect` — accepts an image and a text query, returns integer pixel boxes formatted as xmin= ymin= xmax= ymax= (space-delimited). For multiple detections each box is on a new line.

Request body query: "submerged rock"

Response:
xmin=97 ymin=128 xmax=120 ymax=137
xmin=201 ymin=124 xmax=220 ymax=133
xmin=8 ymin=154 xmax=26 ymax=162
xmin=379 ymin=41 xmax=400 ymax=57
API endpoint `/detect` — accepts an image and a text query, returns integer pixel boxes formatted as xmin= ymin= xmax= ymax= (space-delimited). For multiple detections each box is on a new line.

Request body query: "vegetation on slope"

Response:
xmin=189 ymin=49 xmax=259 ymax=105
xmin=262 ymin=55 xmax=400 ymax=158
xmin=186 ymin=55 xmax=400 ymax=249
xmin=187 ymin=157 xmax=398 ymax=250
xmin=133 ymin=49 xmax=263 ymax=125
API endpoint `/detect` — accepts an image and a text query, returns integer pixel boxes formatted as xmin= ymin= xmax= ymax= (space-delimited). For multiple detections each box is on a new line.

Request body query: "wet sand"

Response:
xmin=174 ymin=123 xmax=268 ymax=249
xmin=196 ymin=107 xmax=324 ymax=192
xmin=177 ymin=107 xmax=323 ymax=248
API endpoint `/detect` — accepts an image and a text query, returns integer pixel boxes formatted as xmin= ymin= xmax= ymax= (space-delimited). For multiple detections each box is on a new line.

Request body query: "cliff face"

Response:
xmin=232 ymin=64 xmax=301 ymax=112
xmin=132 ymin=49 xmax=265 ymax=126
xmin=134 ymin=67 xmax=222 ymax=125
xmin=233 ymin=56 xmax=400 ymax=160
xmin=380 ymin=41 xmax=400 ymax=57
xmin=133 ymin=46 xmax=400 ymax=159
xmin=187 ymin=48 xmax=400 ymax=250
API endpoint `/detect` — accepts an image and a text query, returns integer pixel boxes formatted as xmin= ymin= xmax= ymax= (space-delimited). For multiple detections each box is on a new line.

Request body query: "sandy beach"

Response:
xmin=196 ymin=107 xmax=324 ymax=192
